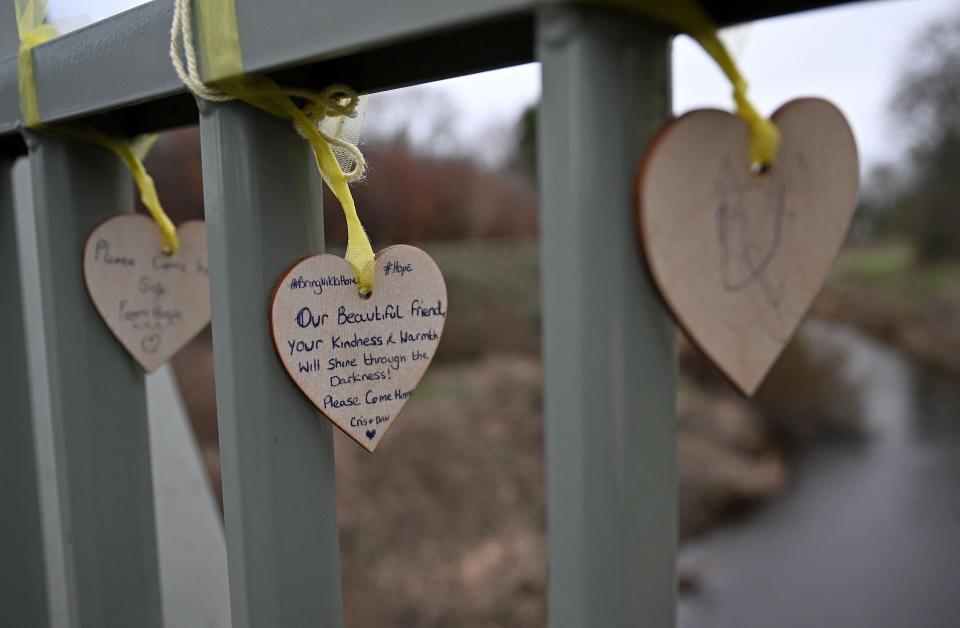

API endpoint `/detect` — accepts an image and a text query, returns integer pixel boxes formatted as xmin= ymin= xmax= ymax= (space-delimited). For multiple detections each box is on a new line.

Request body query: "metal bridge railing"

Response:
xmin=0 ymin=1 xmax=854 ymax=626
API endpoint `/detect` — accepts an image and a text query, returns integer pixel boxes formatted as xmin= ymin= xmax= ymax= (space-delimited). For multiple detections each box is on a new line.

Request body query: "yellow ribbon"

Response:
xmin=194 ymin=0 xmax=243 ymax=82
xmin=53 ymin=125 xmax=176 ymax=252
xmin=192 ymin=0 xmax=376 ymax=293
xmin=594 ymin=0 xmax=781 ymax=168
xmin=14 ymin=0 xmax=179 ymax=253
xmin=223 ymin=77 xmax=376 ymax=291
xmin=14 ymin=0 xmax=56 ymax=128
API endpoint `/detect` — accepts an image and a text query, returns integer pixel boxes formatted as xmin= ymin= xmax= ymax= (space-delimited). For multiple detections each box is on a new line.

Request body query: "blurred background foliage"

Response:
xmin=857 ymin=10 xmax=960 ymax=260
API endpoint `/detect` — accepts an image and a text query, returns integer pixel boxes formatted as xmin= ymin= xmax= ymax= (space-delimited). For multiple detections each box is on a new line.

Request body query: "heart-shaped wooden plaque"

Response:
xmin=83 ymin=215 xmax=211 ymax=372
xmin=637 ymin=98 xmax=859 ymax=395
xmin=270 ymin=245 xmax=447 ymax=451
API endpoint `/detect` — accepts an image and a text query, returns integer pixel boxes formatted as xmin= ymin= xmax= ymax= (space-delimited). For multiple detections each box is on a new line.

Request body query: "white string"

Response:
xmin=169 ymin=0 xmax=367 ymax=180
xmin=170 ymin=0 xmax=232 ymax=102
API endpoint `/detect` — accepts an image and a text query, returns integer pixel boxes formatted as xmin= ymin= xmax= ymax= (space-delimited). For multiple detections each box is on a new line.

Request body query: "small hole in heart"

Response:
xmin=358 ymin=289 xmax=372 ymax=300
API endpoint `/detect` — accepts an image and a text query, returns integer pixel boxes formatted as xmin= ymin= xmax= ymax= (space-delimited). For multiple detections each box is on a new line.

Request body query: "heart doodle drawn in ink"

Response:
xmin=365 ymin=430 xmax=377 ymax=441
xmin=714 ymin=155 xmax=787 ymax=310
xmin=141 ymin=333 xmax=162 ymax=354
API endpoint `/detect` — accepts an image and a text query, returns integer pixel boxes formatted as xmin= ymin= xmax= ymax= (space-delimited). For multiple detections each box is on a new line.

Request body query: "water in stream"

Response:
xmin=679 ymin=321 xmax=960 ymax=628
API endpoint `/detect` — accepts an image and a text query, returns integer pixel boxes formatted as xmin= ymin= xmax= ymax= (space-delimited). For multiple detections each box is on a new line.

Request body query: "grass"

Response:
xmin=414 ymin=369 xmax=475 ymax=404
xmin=419 ymin=239 xmax=541 ymax=361
xmin=818 ymin=239 xmax=960 ymax=376
xmin=831 ymin=240 xmax=960 ymax=299
xmin=832 ymin=241 xmax=914 ymax=283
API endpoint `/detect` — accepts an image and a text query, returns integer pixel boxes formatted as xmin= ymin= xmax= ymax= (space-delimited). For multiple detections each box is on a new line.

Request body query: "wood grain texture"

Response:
xmin=637 ymin=98 xmax=859 ymax=395
xmin=83 ymin=215 xmax=211 ymax=372
xmin=270 ymin=245 xmax=447 ymax=452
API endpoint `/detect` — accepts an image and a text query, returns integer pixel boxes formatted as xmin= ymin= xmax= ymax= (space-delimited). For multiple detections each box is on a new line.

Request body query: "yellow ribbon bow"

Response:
xmin=173 ymin=0 xmax=376 ymax=293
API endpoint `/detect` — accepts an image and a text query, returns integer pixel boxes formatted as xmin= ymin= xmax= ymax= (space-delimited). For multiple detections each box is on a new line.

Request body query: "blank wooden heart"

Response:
xmin=637 ymin=98 xmax=859 ymax=395
xmin=270 ymin=245 xmax=447 ymax=452
xmin=83 ymin=215 xmax=210 ymax=372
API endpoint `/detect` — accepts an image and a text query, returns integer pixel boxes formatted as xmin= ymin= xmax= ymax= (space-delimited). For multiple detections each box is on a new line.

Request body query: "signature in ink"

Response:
xmin=714 ymin=155 xmax=786 ymax=309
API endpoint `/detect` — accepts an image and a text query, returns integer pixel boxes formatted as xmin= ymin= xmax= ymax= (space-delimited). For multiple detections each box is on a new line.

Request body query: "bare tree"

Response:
xmin=890 ymin=9 xmax=960 ymax=261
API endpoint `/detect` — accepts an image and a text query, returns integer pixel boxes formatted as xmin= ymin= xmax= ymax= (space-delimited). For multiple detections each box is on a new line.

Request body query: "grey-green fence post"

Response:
xmin=537 ymin=6 xmax=677 ymax=627
xmin=0 ymin=10 xmax=49 ymax=625
xmin=1 ymin=155 xmax=50 ymax=627
xmin=23 ymin=132 xmax=164 ymax=628
xmin=0 ymin=9 xmax=49 ymax=628
xmin=199 ymin=101 xmax=343 ymax=628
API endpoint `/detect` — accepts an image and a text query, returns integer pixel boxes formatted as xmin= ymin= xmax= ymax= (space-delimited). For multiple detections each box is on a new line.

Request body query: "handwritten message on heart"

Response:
xmin=270 ymin=245 xmax=447 ymax=451
xmin=83 ymin=215 xmax=211 ymax=372
xmin=637 ymin=98 xmax=859 ymax=395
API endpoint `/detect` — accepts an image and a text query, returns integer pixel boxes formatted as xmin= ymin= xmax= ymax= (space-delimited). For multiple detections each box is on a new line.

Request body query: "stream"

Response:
xmin=679 ymin=321 xmax=960 ymax=628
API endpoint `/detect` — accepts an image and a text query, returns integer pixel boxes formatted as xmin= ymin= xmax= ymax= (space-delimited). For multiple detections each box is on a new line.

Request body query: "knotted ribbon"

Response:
xmin=171 ymin=0 xmax=376 ymax=293
xmin=14 ymin=0 xmax=179 ymax=253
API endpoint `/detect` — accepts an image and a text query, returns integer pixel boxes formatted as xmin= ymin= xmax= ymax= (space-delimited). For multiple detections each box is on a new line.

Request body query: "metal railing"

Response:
xmin=0 ymin=1 xmax=854 ymax=626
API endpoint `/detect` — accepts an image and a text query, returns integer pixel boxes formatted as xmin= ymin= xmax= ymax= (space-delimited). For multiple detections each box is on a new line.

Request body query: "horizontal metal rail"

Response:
xmin=0 ymin=0 xmax=860 ymax=151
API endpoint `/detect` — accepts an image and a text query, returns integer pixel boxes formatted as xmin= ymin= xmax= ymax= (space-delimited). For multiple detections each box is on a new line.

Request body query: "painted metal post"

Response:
xmin=0 ymin=156 xmax=50 ymax=627
xmin=0 ymin=7 xmax=51 ymax=625
xmin=537 ymin=6 xmax=677 ymax=627
xmin=25 ymin=133 xmax=163 ymax=628
xmin=200 ymin=101 xmax=343 ymax=628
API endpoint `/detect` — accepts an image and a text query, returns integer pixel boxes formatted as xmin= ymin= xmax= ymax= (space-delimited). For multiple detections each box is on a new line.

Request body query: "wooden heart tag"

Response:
xmin=270 ymin=245 xmax=447 ymax=451
xmin=637 ymin=98 xmax=859 ymax=395
xmin=83 ymin=215 xmax=211 ymax=372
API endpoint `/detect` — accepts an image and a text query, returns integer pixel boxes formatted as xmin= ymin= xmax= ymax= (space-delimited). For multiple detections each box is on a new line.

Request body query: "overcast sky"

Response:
xmin=48 ymin=0 xmax=958 ymax=172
